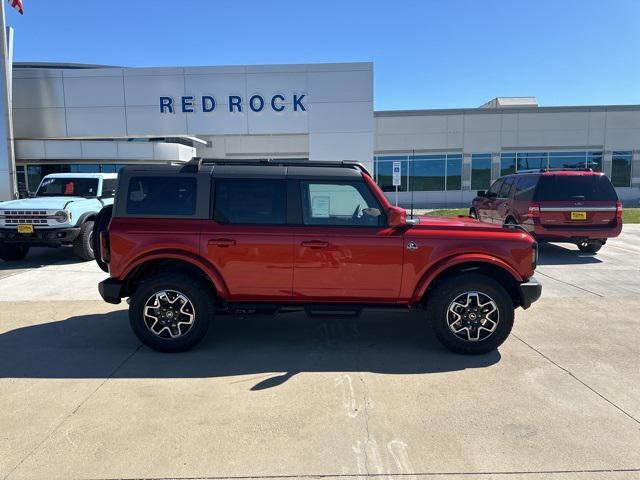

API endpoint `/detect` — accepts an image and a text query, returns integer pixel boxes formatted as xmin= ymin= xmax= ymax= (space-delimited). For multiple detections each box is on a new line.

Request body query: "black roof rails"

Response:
xmin=514 ymin=166 xmax=594 ymax=174
xmin=186 ymin=158 xmax=373 ymax=177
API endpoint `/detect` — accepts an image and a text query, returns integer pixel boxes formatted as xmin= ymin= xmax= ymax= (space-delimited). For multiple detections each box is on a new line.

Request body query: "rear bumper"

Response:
xmin=532 ymin=222 xmax=622 ymax=242
xmin=519 ymin=277 xmax=542 ymax=309
xmin=98 ymin=278 xmax=124 ymax=304
xmin=0 ymin=227 xmax=80 ymax=247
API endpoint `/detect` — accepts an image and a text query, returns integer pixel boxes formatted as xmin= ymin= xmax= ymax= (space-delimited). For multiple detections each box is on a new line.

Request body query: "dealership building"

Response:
xmin=2 ymin=61 xmax=639 ymax=206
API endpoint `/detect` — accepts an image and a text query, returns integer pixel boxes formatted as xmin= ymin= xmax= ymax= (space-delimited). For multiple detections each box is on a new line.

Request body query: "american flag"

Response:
xmin=8 ymin=0 xmax=23 ymax=15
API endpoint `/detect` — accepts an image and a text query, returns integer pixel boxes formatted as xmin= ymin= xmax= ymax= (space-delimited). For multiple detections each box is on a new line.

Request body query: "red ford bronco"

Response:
xmin=95 ymin=159 xmax=541 ymax=354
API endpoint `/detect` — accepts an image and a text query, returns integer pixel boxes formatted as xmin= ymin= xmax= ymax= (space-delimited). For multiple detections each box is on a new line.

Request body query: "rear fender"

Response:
xmin=411 ymin=253 xmax=524 ymax=304
xmin=120 ymin=250 xmax=230 ymax=299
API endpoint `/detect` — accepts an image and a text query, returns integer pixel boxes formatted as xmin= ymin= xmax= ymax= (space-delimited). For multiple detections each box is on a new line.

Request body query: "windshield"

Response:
xmin=36 ymin=177 xmax=100 ymax=197
xmin=534 ymin=175 xmax=618 ymax=202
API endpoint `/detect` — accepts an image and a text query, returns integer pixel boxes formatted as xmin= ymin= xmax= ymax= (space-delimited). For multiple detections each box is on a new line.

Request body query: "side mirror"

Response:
xmin=387 ymin=206 xmax=407 ymax=228
xmin=477 ymin=190 xmax=486 ymax=197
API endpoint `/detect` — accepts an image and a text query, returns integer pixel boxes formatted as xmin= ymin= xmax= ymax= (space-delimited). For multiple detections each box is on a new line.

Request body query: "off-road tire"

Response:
xmin=578 ymin=240 xmax=603 ymax=254
xmin=427 ymin=273 xmax=514 ymax=354
xmin=0 ymin=244 xmax=29 ymax=261
xmin=129 ymin=273 xmax=214 ymax=353
xmin=93 ymin=205 xmax=113 ymax=272
xmin=73 ymin=220 xmax=95 ymax=261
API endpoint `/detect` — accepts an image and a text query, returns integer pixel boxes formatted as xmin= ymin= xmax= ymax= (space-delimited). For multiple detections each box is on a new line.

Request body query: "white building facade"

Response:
xmin=2 ymin=61 xmax=639 ymax=206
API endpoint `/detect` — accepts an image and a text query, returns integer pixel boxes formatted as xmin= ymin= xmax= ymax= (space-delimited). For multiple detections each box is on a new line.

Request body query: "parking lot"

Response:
xmin=1 ymin=226 xmax=639 ymax=480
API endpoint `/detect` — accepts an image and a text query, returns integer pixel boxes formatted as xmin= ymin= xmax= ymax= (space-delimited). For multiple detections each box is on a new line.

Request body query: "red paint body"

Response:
xmin=471 ymin=171 xmax=622 ymax=242
xmin=106 ymin=173 xmax=537 ymax=306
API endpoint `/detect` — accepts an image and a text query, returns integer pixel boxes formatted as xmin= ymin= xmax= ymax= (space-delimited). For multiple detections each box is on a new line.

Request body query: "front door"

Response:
xmin=201 ymin=177 xmax=293 ymax=301
xmin=292 ymin=180 xmax=404 ymax=302
xmin=478 ymin=178 xmax=503 ymax=222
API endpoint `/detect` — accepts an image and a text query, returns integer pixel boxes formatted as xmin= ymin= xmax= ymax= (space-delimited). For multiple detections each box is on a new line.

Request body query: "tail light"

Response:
xmin=528 ymin=203 xmax=540 ymax=219
xmin=531 ymin=241 xmax=538 ymax=269
xmin=616 ymin=201 xmax=623 ymax=219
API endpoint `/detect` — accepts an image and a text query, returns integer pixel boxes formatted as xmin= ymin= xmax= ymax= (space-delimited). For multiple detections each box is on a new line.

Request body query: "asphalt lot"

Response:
xmin=0 ymin=226 xmax=639 ymax=480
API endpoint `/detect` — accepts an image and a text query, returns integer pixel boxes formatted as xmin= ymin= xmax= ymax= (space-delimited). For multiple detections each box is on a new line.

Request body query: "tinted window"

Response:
xmin=487 ymin=178 xmax=504 ymax=196
xmin=301 ymin=181 xmax=383 ymax=227
xmin=500 ymin=154 xmax=516 ymax=176
xmin=37 ymin=177 xmax=99 ymax=197
xmin=515 ymin=175 xmax=539 ymax=201
xmin=214 ymin=179 xmax=286 ymax=224
xmin=534 ymin=175 xmax=618 ymax=201
xmin=102 ymin=179 xmax=117 ymax=198
xmin=446 ymin=154 xmax=462 ymax=191
xmin=498 ymin=177 xmax=514 ymax=198
xmin=127 ymin=177 xmax=196 ymax=215
xmin=411 ymin=156 xmax=445 ymax=191
xmin=375 ymin=156 xmax=407 ymax=192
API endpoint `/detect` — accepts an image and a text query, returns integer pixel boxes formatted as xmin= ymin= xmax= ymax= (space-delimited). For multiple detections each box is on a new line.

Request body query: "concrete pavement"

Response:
xmin=0 ymin=227 xmax=639 ymax=479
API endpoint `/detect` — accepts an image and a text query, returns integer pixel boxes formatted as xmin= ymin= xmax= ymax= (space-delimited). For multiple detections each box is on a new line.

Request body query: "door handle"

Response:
xmin=301 ymin=240 xmax=329 ymax=248
xmin=208 ymin=238 xmax=236 ymax=247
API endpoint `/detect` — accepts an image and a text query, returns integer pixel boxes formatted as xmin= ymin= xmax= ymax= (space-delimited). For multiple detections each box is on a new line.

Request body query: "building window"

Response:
xmin=374 ymin=156 xmax=408 ymax=192
xmin=611 ymin=151 xmax=632 ymax=187
xmin=471 ymin=154 xmax=492 ymax=190
xmin=517 ymin=152 xmax=547 ymax=171
xmin=446 ymin=154 xmax=462 ymax=190
xmin=410 ymin=155 xmax=446 ymax=191
xmin=500 ymin=153 xmax=517 ymax=176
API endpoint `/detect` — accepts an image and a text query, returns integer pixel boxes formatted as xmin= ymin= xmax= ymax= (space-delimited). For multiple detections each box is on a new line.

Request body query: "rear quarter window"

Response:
xmin=515 ymin=175 xmax=540 ymax=201
xmin=126 ymin=177 xmax=197 ymax=215
xmin=534 ymin=175 xmax=618 ymax=202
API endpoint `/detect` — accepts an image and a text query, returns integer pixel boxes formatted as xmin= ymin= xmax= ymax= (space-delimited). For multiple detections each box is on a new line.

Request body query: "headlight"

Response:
xmin=53 ymin=210 xmax=70 ymax=223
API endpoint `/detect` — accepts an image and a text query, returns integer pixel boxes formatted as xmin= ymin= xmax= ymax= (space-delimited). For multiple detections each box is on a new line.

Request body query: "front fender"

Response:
xmin=411 ymin=253 xmax=524 ymax=304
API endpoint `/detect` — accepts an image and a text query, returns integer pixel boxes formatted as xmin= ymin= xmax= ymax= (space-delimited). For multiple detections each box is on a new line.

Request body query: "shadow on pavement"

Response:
xmin=0 ymin=247 xmax=83 ymax=272
xmin=0 ymin=309 xmax=500 ymax=389
xmin=537 ymin=242 xmax=602 ymax=266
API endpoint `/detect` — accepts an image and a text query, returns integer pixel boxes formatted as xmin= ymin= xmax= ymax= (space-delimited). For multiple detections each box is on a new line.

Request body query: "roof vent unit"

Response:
xmin=479 ymin=97 xmax=538 ymax=108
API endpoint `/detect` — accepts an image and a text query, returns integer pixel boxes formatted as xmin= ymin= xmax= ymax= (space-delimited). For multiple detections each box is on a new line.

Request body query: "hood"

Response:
xmin=0 ymin=196 xmax=87 ymax=211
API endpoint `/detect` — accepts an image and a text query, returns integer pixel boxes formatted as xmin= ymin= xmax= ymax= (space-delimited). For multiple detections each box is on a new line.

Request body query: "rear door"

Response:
xmin=535 ymin=174 xmax=619 ymax=228
xmin=291 ymin=178 xmax=404 ymax=302
xmin=200 ymin=174 xmax=294 ymax=301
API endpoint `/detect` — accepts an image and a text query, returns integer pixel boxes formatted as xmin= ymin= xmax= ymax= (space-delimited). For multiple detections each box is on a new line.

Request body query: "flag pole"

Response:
xmin=0 ymin=0 xmax=16 ymax=200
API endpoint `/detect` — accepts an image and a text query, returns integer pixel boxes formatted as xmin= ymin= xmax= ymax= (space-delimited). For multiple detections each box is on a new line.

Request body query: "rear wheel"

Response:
xmin=129 ymin=273 xmax=214 ymax=352
xmin=427 ymin=273 xmax=514 ymax=354
xmin=73 ymin=221 xmax=95 ymax=261
xmin=0 ymin=244 xmax=29 ymax=261
xmin=577 ymin=239 xmax=603 ymax=254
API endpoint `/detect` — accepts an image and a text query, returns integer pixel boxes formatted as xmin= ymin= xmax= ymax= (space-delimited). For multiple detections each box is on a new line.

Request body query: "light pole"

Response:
xmin=0 ymin=0 xmax=16 ymax=201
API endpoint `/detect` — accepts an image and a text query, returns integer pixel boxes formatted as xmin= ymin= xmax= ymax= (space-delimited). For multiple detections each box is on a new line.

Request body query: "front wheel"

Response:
xmin=129 ymin=273 xmax=214 ymax=352
xmin=0 ymin=244 xmax=29 ymax=261
xmin=426 ymin=273 xmax=514 ymax=354
xmin=73 ymin=221 xmax=95 ymax=261
xmin=577 ymin=240 xmax=603 ymax=254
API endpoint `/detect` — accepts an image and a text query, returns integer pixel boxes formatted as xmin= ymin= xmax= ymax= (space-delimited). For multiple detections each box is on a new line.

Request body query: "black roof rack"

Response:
xmin=514 ymin=167 xmax=594 ymax=174
xmin=181 ymin=157 xmax=372 ymax=177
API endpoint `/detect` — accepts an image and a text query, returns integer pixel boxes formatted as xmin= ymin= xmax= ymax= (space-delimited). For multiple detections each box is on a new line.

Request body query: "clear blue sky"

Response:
xmin=5 ymin=0 xmax=640 ymax=110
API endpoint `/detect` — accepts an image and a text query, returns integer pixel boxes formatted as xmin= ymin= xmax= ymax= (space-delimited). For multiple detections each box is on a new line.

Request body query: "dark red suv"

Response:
xmin=470 ymin=169 xmax=622 ymax=253
xmin=94 ymin=159 xmax=541 ymax=355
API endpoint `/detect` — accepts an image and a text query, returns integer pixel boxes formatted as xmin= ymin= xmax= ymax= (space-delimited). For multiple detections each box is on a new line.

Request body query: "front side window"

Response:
xmin=611 ymin=151 xmax=632 ymax=187
xmin=498 ymin=176 xmax=514 ymax=198
xmin=127 ymin=177 xmax=196 ymax=215
xmin=214 ymin=178 xmax=286 ymax=224
xmin=300 ymin=181 xmax=383 ymax=227
xmin=37 ymin=177 xmax=99 ymax=197
xmin=487 ymin=178 xmax=504 ymax=197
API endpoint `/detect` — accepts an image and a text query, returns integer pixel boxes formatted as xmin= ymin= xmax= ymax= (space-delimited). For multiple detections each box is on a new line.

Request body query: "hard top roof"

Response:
xmin=120 ymin=159 xmax=369 ymax=179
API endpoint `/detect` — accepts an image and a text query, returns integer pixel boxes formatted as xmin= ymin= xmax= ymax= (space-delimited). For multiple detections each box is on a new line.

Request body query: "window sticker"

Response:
xmin=311 ymin=195 xmax=330 ymax=218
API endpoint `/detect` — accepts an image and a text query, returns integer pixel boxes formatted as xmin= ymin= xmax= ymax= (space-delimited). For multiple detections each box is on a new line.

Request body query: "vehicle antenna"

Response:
xmin=410 ymin=149 xmax=415 ymax=219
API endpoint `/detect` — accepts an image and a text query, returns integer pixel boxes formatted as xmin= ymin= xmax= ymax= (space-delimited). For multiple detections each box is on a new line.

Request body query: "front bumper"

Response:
xmin=519 ymin=276 xmax=542 ymax=309
xmin=98 ymin=278 xmax=124 ymax=304
xmin=0 ymin=227 xmax=80 ymax=247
